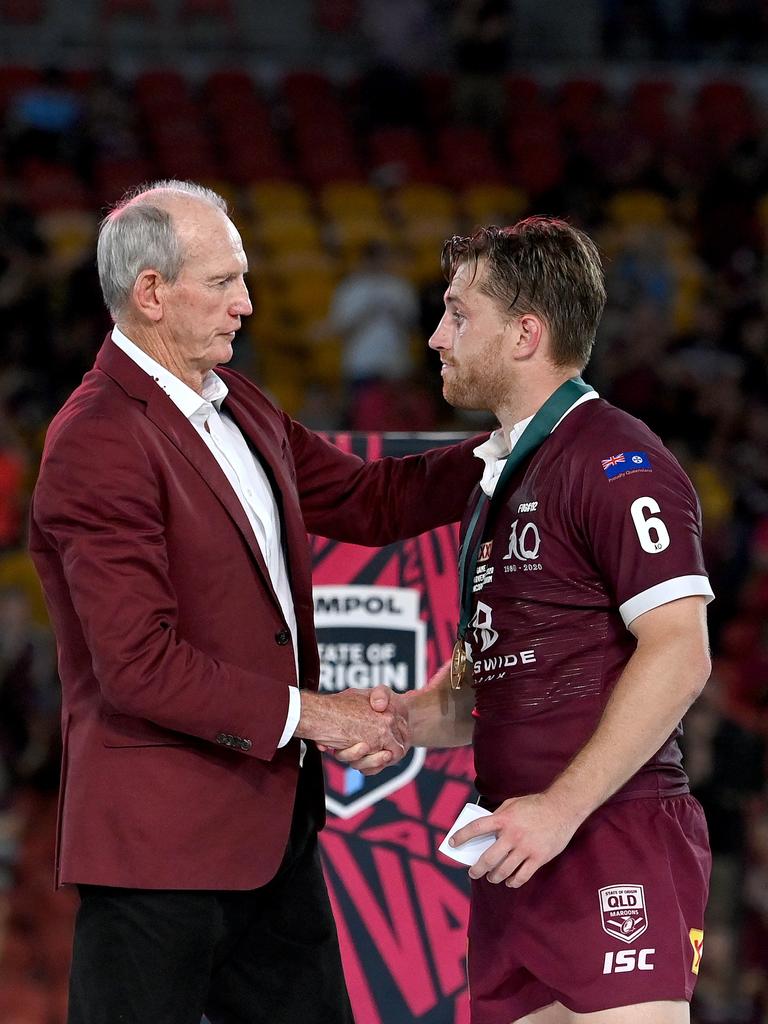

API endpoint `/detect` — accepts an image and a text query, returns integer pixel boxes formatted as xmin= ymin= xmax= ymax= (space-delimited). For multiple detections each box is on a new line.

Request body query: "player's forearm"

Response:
xmin=545 ymin=620 xmax=710 ymax=825
xmin=405 ymin=662 xmax=474 ymax=748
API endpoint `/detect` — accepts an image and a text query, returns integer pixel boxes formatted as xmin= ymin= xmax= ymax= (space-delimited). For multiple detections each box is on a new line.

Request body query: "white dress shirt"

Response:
xmin=473 ymin=390 xmax=600 ymax=497
xmin=111 ymin=327 xmax=301 ymax=746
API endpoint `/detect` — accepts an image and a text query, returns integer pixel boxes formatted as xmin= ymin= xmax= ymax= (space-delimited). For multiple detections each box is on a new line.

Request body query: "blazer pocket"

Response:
xmin=101 ymin=713 xmax=192 ymax=748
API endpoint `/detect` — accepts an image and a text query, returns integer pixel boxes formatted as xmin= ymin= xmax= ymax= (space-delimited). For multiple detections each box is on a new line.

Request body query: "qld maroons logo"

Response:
xmin=599 ymin=884 xmax=649 ymax=943
xmin=314 ymin=585 xmax=426 ymax=819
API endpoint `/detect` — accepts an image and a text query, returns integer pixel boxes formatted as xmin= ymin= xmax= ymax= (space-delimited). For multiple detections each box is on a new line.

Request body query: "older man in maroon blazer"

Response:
xmin=28 ymin=180 xmax=483 ymax=1024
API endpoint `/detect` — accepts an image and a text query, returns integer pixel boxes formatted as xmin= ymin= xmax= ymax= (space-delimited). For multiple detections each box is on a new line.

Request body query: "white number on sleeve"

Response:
xmin=630 ymin=497 xmax=670 ymax=554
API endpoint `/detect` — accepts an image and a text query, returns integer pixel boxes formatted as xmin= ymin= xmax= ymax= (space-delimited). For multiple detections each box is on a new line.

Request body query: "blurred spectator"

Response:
xmin=5 ymin=68 xmax=86 ymax=173
xmin=325 ymin=241 xmax=428 ymax=428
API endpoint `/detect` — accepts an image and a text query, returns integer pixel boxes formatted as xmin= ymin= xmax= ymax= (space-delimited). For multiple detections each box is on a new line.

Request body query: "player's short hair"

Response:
xmin=97 ymin=179 xmax=228 ymax=320
xmin=441 ymin=218 xmax=606 ymax=369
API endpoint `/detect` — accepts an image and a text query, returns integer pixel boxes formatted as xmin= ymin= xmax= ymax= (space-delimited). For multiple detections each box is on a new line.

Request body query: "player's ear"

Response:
xmin=510 ymin=313 xmax=544 ymax=360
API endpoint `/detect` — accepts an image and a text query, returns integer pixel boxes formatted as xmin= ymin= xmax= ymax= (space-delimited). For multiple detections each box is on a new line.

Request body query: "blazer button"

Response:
xmin=216 ymin=732 xmax=227 ymax=745
xmin=275 ymin=629 xmax=290 ymax=645
xmin=240 ymin=738 xmax=252 ymax=752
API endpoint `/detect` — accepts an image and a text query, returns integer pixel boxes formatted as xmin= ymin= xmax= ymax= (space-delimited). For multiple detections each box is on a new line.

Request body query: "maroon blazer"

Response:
xmin=29 ymin=337 xmax=483 ymax=890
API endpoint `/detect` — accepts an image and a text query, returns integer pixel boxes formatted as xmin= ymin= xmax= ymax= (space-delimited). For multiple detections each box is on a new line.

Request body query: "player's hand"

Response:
xmin=449 ymin=790 xmax=581 ymax=887
xmin=325 ymin=685 xmax=411 ymax=776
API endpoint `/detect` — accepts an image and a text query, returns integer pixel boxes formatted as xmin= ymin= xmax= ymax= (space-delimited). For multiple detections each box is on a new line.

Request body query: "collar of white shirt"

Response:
xmin=111 ymin=325 xmax=228 ymax=421
xmin=473 ymin=390 xmax=600 ymax=498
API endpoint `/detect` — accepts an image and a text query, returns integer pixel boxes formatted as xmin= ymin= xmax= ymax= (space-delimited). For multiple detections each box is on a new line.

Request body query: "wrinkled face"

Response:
xmin=428 ymin=259 xmax=512 ymax=412
xmin=161 ymin=203 xmax=252 ymax=373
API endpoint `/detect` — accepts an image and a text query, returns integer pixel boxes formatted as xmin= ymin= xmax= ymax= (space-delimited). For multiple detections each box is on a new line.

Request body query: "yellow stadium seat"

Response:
xmin=462 ymin=184 xmax=528 ymax=226
xmin=607 ymin=190 xmax=670 ymax=227
xmin=320 ymin=182 xmax=382 ymax=219
xmin=248 ymin=181 xmax=313 ymax=219
xmin=393 ymin=184 xmax=458 ymax=221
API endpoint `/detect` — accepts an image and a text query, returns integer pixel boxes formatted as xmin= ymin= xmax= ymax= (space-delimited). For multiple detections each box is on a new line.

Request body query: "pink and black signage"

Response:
xmin=312 ymin=433 xmax=474 ymax=1024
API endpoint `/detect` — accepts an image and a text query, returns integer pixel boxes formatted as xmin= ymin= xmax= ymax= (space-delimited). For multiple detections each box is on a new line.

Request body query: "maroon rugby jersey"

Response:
xmin=465 ymin=396 xmax=713 ymax=806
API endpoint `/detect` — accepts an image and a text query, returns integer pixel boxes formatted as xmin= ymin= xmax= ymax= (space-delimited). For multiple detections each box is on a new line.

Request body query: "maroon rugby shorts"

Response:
xmin=467 ymin=794 xmax=710 ymax=1023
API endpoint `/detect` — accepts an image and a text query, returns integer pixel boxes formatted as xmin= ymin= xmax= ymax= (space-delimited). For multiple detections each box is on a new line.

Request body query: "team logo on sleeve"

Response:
xmin=601 ymin=451 xmax=652 ymax=480
xmin=689 ymin=928 xmax=704 ymax=974
xmin=598 ymin=884 xmax=649 ymax=942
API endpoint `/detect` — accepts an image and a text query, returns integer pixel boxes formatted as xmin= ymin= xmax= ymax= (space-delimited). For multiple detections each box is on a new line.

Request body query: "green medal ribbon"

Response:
xmin=453 ymin=377 xmax=594 ymax=685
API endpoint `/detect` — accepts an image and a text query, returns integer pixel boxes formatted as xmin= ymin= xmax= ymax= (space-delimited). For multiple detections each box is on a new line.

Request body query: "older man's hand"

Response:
xmin=296 ymin=686 xmax=409 ymax=768
xmin=319 ymin=685 xmax=411 ymax=775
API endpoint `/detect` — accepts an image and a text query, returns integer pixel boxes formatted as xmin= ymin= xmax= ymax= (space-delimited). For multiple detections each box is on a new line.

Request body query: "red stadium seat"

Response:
xmin=367 ymin=127 xmax=435 ymax=183
xmin=506 ymin=122 xmax=565 ymax=196
xmin=0 ymin=65 xmax=40 ymax=114
xmin=420 ymin=72 xmax=453 ymax=126
xmin=557 ymin=77 xmax=606 ymax=136
xmin=134 ymin=69 xmax=191 ymax=112
xmin=436 ymin=125 xmax=505 ymax=189
xmin=315 ymin=0 xmax=358 ymax=32
xmin=0 ymin=0 xmax=45 ymax=22
xmin=179 ymin=0 xmax=234 ymax=18
xmin=222 ymin=131 xmax=292 ymax=184
xmin=627 ymin=79 xmax=678 ymax=146
xmin=23 ymin=162 xmax=90 ymax=213
xmin=102 ymin=0 xmax=157 ymax=16
xmin=691 ymin=78 xmax=757 ymax=158
xmin=95 ymin=157 xmax=154 ymax=204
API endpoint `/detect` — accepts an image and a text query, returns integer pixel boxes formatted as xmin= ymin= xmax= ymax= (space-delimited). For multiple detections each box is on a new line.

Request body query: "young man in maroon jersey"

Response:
xmin=344 ymin=217 xmax=714 ymax=1023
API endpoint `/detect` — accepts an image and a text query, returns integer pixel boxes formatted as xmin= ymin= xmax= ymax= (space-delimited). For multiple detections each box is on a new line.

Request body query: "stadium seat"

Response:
xmin=436 ymin=125 xmax=505 ymax=189
xmin=0 ymin=65 xmax=40 ymax=114
xmin=557 ymin=78 xmax=606 ymax=136
xmin=0 ymin=0 xmax=45 ymax=22
xmin=320 ymin=182 xmax=381 ymax=219
xmin=314 ymin=0 xmax=358 ymax=32
xmin=461 ymin=184 xmax=527 ymax=227
xmin=249 ymin=181 xmax=312 ymax=219
xmin=367 ymin=127 xmax=435 ymax=184
xmin=393 ymin=184 xmax=457 ymax=221
xmin=607 ymin=190 xmax=670 ymax=227
xmin=94 ymin=157 xmax=154 ymax=204
xmin=38 ymin=210 xmax=98 ymax=273
xmin=692 ymin=78 xmax=757 ymax=157
xmin=506 ymin=121 xmax=565 ymax=196
xmin=178 ymin=0 xmax=234 ymax=20
xmin=627 ymin=79 xmax=678 ymax=146
xmin=23 ymin=162 xmax=89 ymax=212
xmin=102 ymin=0 xmax=157 ymax=16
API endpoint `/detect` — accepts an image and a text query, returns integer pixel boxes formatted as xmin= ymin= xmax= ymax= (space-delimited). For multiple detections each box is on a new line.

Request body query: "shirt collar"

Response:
xmin=472 ymin=389 xmax=599 ymax=497
xmin=111 ymin=326 xmax=229 ymax=420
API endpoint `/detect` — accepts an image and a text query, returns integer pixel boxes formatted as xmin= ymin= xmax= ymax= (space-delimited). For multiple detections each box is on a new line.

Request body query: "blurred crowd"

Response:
xmin=0 ymin=3 xmax=768 ymax=1020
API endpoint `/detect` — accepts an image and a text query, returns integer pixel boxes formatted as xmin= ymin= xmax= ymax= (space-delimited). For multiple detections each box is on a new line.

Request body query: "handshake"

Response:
xmin=296 ymin=685 xmax=410 ymax=776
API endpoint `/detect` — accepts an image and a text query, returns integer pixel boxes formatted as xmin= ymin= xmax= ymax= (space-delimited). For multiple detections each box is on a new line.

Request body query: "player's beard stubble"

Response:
xmin=441 ymin=328 xmax=509 ymax=415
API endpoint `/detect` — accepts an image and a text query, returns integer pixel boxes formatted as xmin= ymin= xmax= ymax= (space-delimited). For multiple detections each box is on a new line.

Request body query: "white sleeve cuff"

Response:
xmin=277 ymin=685 xmax=301 ymax=747
xmin=621 ymin=575 xmax=715 ymax=631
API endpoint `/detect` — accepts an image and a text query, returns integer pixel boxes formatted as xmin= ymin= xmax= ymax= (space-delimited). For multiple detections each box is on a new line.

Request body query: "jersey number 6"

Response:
xmin=630 ymin=497 xmax=671 ymax=554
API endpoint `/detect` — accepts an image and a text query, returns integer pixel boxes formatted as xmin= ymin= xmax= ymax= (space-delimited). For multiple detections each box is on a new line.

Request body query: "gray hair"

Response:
xmin=97 ymin=179 xmax=229 ymax=320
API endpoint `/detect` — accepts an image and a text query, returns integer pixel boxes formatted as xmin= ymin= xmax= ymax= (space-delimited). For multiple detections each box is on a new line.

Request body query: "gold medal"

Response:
xmin=450 ymin=637 xmax=467 ymax=690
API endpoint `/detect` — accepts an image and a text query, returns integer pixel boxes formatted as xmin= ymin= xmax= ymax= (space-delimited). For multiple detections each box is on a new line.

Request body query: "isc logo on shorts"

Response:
xmin=602 ymin=948 xmax=655 ymax=974
xmin=598 ymin=884 xmax=649 ymax=943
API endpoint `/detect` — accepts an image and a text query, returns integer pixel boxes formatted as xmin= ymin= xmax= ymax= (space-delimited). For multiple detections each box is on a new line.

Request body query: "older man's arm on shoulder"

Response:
xmin=285 ymin=414 xmax=484 ymax=545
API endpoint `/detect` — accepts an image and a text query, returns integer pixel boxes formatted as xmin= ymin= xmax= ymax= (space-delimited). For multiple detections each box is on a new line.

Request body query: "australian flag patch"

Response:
xmin=601 ymin=451 xmax=652 ymax=480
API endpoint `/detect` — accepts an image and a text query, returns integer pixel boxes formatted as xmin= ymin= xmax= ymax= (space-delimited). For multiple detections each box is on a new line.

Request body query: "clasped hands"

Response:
xmin=301 ymin=685 xmax=410 ymax=774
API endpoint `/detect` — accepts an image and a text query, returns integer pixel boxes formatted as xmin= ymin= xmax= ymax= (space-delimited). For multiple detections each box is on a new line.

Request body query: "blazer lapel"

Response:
xmin=95 ymin=337 xmax=284 ymax=616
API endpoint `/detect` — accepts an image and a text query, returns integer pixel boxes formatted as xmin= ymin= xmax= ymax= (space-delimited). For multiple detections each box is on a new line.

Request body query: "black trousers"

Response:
xmin=67 ymin=773 xmax=353 ymax=1024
